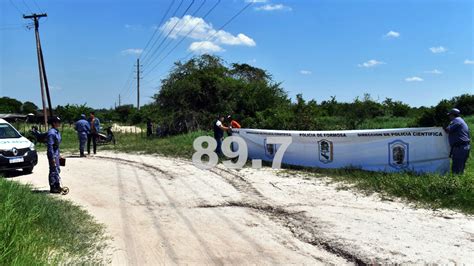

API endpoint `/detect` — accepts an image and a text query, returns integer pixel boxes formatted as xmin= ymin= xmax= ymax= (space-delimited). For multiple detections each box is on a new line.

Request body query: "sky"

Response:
xmin=0 ymin=0 xmax=473 ymax=109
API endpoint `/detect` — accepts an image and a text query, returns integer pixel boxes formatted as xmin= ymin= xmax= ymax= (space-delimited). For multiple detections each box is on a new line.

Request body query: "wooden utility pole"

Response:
xmin=119 ymin=94 xmax=121 ymax=106
xmin=24 ymin=13 xmax=53 ymax=126
xmin=136 ymin=58 xmax=140 ymax=110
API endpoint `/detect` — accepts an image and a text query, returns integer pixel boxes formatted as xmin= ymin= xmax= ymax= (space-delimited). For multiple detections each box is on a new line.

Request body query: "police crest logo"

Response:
xmin=388 ymin=140 xmax=409 ymax=169
xmin=264 ymin=139 xmax=276 ymax=158
xmin=318 ymin=139 xmax=333 ymax=163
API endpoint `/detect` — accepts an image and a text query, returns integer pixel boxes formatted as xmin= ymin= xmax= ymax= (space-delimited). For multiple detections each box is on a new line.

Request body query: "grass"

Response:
xmin=28 ymin=116 xmax=474 ymax=214
xmin=102 ymin=130 xmax=211 ymax=157
xmin=0 ymin=178 xmax=108 ymax=265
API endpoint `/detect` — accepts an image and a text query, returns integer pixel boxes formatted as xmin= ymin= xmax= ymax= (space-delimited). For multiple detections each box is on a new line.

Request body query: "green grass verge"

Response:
xmin=0 ymin=179 xmax=108 ymax=265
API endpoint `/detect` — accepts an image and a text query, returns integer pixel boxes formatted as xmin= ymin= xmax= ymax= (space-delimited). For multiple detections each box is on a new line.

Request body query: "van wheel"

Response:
xmin=23 ymin=167 xmax=33 ymax=174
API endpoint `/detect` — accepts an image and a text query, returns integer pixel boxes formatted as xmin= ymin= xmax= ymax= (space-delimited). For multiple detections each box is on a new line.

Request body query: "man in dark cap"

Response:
xmin=47 ymin=116 xmax=63 ymax=193
xmin=444 ymin=108 xmax=471 ymax=174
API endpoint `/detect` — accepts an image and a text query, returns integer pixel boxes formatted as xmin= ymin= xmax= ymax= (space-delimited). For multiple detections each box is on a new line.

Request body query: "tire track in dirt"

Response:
xmin=97 ymin=155 xmax=362 ymax=264
xmin=133 ymin=156 xmax=280 ymax=265
xmin=129 ymin=164 xmax=178 ymax=263
xmin=115 ymin=163 xmax=139 ymax=265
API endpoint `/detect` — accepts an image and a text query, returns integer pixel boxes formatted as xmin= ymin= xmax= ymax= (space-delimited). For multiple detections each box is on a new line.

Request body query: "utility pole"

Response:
xmin=23 ymin=13 xmax=53 ymax=126
xmin=119 ymin=94 xmax=121 ymax=106
xmin=136 ymin=58 xmax=141 ymax=110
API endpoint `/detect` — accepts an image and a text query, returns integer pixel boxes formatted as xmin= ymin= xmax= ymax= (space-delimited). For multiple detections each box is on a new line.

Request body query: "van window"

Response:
xmin=0 ymin=124 xmax=21 ymax=139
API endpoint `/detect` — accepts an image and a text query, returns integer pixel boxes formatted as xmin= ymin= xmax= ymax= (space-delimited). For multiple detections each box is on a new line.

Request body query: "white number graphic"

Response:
xmin=192 ymin=136 xmax=218 ymax=169
xmin=222 ymin=136 xmax=248 ymax=169
xmin=266 ymin=137 xmax=292 ymax=169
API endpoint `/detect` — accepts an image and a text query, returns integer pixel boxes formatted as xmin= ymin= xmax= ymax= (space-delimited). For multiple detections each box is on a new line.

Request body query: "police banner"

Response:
xmin=232 ymin=127 xmax=450 ymax=174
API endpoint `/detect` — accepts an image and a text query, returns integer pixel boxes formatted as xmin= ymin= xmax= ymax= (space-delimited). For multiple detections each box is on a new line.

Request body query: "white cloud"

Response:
xmin=429 ymin=46 xmax=447 ymax=54
xmin=160 ymin=15 xmax=256 ymax=53
xmin=255 ymin=4 xmax=292 ymax=11
xmin=405 ymin=76 xmax=424 ymax=82
xmin=358 ymin=59 xmax=385 ymax=68
xmin=124 ymin=24 xmax=143 ymax=31
xmin=464 ymin=59 xmax=474 ymax=65
xmin=424 ymin=69 xmax=442 ymax=74
xmin=245 ymin=0 xmax=267 ymax=2
xmin=300 ymin=70 xmax=312 ymax=75
xmin=50 ymin=85 xmax=62 ymax=91
xmin=188 ymin=41 xmax=224 ymax=53
xmin=384 ymin=30 xmax=400 ymax=38
xmin=121 ymin=48 xmax=143 ymax=55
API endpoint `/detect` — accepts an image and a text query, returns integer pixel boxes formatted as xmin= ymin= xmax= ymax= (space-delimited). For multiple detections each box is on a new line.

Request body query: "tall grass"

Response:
xmin=0 ymin=179 xmax=108 ymax=265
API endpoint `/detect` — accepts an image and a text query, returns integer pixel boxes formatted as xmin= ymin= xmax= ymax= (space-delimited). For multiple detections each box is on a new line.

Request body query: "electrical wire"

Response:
xmin=141 ymin=0 xmax=195 ymax=67
xmin=21 ymin=0 xmax=32 ymax=13
xmin=143 ymin=0 xmax=253 ymax=81
xmin=142 ymin=0 xmax=205 ymax=69
xmin=140 ymin=0 xmax=185 ymax=64
xmin=139 ymin=0 xmax=176 ymax=61
xmin=142 ymin=0 xmax=221 ymax=77
xmin=9 ymin=0 xmax=24 ymax=15
xmin=31 ymin=0 xmax=43 ymax=13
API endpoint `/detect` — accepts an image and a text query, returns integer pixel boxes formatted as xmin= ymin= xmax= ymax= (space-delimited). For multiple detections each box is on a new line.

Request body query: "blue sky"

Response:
xmin=1 ymin=0 xmax=473 ymax=109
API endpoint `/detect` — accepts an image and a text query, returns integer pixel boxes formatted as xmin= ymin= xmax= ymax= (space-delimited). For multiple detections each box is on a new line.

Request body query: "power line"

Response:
xmin=21 ymin=0 xmax=33 ymax=13
xmin=139 ymin=0 xmax=176 ymax=61
xmin=142 ymin=0 xmax=207 ymax=70
xmin=179 ymin=1 xmax=254 ymax=62
xmin=144 ymin=1 xmax=254 ymax=83
xmin=9 ymin=0 xmax=24 ymax=15
xmin=141 ymin=0 xmax=195 ymax=67
xmin=31 ymin=0 xmax=43 ymax=13
xmin=143 ymin=0 xmax=221 ymax=78
xmin=140 ymin=0 xmax=185 ymax=64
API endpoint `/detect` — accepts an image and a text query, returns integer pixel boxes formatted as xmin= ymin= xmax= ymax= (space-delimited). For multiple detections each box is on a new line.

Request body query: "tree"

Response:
xmin=21 ymin=101 xmax=39 ymax=114
xmin=0 ymin=97 xmax=22 ymax=113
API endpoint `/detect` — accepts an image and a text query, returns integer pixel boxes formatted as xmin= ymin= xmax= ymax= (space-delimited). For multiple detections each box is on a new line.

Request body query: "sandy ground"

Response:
xmin=111 ymin=124 xmax=143 ymax=134
xmin=11 ymin=151 xmax=474 ymax=265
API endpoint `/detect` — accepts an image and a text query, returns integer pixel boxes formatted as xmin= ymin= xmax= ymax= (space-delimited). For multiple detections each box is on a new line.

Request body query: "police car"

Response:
xmin=0 ymin=119 xmax=38 ymax=173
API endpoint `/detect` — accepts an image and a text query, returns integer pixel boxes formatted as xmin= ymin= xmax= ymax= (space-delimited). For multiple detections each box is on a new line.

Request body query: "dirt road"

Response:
xmin=14 ymin=152 xmax=473 ymax=264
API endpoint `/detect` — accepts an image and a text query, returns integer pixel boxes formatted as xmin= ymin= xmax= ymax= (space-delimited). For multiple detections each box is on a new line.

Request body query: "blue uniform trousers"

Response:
xmin=48 ymin=156 xmax=61 ymax=188
xmin=452 ymin=144 xmax=470 ymax=174
xmin=78 ymin=132 xmax=87 ymax=155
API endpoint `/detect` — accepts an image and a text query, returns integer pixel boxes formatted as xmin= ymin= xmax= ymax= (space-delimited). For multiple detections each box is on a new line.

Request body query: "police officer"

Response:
xmin=75 ymin=114 xmax=90 ymax=157
xmin=444 ymin=108 xmax=471 ymax=174
xmin=87 ymin=112 xmax=101 ymax=155
xmin=47 ymin=116 xmax=63 ymax=193
xmin=213 ymin=115 xmax=229 ymax=155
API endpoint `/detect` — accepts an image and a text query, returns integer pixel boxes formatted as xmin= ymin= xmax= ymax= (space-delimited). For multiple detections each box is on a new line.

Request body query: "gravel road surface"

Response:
xmin=13 ymin=152 xmax=473 ymax=265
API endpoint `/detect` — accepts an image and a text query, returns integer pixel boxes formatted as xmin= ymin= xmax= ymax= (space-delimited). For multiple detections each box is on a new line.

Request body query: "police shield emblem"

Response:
xmin=264 ymin=139 xmax=276 ymax=158
xmin=388 ymin=140 xmax=409 ymax=169
xmin=318 ymin=139 xmax=333 ymax=163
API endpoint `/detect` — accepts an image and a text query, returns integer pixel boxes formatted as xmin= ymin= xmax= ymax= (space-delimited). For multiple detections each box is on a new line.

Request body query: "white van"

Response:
xmin=0 ymin=119 xmax=38 ymax=173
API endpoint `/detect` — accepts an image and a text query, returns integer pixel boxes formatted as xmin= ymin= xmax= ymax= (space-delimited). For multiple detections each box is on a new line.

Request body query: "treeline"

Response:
xmin=2 ymin=55 xmax=473 ymax=134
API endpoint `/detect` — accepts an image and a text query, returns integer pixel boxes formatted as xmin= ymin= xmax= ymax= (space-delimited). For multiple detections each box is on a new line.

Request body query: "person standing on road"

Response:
xmin=444 ymin=108 xmax=471 ymax=174
xmin=214 ymin=115 xmax=229 ymax=155
xmin=147 ymin=118 xmax=153 ymax=137
xmin=47 ymin=116 xmax=63 ymax=193
xmin=75 ymin=114 xmax=90 ymax=157
xmin=87 ymin=112 xmax=101 ymax=155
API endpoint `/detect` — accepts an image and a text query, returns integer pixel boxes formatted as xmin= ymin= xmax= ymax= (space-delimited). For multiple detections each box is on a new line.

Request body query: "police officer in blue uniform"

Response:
xmin=47 ymin=116 xmax=63 ymax=193
xmin=87 ymin=112 xmax=101 ymax=155
xmin=75 ymin=114 xmax=90 ymax=157
xmin=444 ymin=108 xmax=471 ymax=174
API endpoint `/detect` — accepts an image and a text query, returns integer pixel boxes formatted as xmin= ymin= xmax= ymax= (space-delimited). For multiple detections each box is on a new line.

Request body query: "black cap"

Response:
xmin=48 ymin=116 xmax=61 ymax=124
